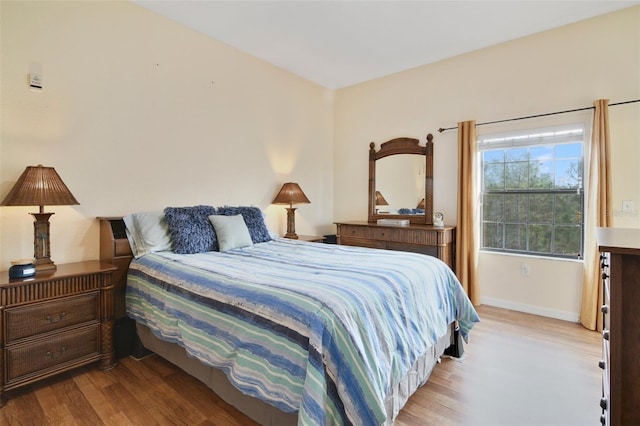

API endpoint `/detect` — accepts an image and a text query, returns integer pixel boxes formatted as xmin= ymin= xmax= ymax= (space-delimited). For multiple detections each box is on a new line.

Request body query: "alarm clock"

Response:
xmin=9 ymin=259 xmax=36 ymax=279
xmin=433 ymin=212 xmax=444 ymax=227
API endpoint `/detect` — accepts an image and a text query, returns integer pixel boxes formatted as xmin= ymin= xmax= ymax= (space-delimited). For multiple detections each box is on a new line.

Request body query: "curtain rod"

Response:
xmin=437 ymin=99 xmax=640 ymax=133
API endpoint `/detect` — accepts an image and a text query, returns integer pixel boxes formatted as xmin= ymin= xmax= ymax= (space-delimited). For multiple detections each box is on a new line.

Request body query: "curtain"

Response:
xmin=456 ymin=120 xmax=481 ymax=305
xmin=580 ymin=99 xmax=612 ymax=331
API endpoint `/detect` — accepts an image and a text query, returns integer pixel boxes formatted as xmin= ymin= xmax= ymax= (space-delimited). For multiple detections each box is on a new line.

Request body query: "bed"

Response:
xmin=117 ymin=206 xmax=479 ymax=425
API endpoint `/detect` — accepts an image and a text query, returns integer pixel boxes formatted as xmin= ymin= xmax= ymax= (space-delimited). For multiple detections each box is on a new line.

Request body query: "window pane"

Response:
xmin=555 ymin=193 xmax=582 ymax=224
xmin=505 ymin=162 xmax=528 ymax=189
xmin=555 ymin=159 xmax=582 ymax=189
xmin=483 ymin=150 xmax=505 ymax=163
xmin=479 ymin=126 xmax=584 ymax=259
xmin=483 ymin=223 xmax=503 ymax=249
xmin=556 ymin=142 xmax=582 ymax=159
xmin=529 ymin=160 xmax=554 ymax=189
xmin=529 ymin=224 xmax=552 ymax=253
xmin=530 ymin=145 xmax=553 ymax=160
xmin=506 ymin=147 xmax=528 ymax=161
xmin=505 ymin=224 xmax=527 ymax=251
xmin=484 ymin=163 xmax=505 ymax=190
xmin=504 ymin=194 xmax=527 ymax=222
xmin=483 ymin=194 xmax=504 ymax=221
xmin=554 ymin=225 xmax=581 ymax=256
xmin=529 ymin=194 xmax=553 ymax=223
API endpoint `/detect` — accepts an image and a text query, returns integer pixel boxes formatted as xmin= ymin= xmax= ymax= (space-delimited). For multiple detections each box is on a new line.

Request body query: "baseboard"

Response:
xmin=481 ymin=297 xmax=580 ymax=323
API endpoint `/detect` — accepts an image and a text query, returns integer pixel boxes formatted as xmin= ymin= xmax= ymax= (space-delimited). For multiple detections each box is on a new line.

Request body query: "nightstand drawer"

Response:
xmin=6 ymin=292 xmax=99 ymax=342
xmin=5 ymin=325 xmax=100 ymax=383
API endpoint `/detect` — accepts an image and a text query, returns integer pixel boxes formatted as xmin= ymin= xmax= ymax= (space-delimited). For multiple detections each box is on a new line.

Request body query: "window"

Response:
xmin=479 ymin=125 xmax=584 ymax=259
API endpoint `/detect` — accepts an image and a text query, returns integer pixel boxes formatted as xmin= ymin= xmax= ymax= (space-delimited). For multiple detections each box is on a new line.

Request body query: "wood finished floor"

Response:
xmin=1 ymin=305 xmax=602 ymax=426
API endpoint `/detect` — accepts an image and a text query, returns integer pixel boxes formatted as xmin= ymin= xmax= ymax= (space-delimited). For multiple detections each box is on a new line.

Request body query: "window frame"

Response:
xmin=478 ymin=124 xmax=586 ymax=260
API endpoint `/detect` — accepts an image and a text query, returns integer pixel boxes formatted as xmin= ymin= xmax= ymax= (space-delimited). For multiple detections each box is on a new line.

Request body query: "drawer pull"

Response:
xmin=600 ymin=398 xmax=607 ymax=410
xmin=603 ymin=330 xmax=610 ymax=341
xmin=46 ymin=346 xmax=67 ymax=360
xmin=601 ymin=272 xmax=609 ymax=280
xmin=601 ymin=305 xmax=609 ymax=314
xmin=46 ymin=312 xmax=67 ymax=323
xmin=599 ymin=360 xmax=606 ymax=369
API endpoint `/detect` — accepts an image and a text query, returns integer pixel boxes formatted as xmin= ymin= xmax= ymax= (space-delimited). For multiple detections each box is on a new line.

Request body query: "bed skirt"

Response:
xmin=136 ymin=322 xmax=453 ymax=425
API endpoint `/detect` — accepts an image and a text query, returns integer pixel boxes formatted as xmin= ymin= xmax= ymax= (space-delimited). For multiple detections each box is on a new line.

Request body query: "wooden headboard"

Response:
xmin=97 ymin=217 xmax=132 ymax=320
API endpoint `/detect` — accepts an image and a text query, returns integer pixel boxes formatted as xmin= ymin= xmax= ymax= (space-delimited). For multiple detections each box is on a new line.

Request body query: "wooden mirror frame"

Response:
xmin=368 ymin=133 xmax=434 ymax=224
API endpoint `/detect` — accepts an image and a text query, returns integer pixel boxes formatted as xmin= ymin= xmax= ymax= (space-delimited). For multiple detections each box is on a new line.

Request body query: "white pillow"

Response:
xmin=123 ymin=211 xmax=173 ymax=258
xmin=208 ymin=214 xmax=253 ymax=252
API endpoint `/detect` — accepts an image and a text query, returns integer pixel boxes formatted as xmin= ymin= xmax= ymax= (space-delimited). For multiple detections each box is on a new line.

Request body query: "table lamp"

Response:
xmin=1 ymin=165 xmax=79 ymax=271
xmin=375 ymin=191 xmax=389 ymax=213
xmin=272 ymin=182 xmax=310 ymax=239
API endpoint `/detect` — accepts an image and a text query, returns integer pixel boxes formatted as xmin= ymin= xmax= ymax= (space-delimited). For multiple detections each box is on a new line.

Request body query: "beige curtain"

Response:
xmin=456 ymin=120 xmax=481 ymax=305
xmin=580 ymin=99 xmax=612 ymax=331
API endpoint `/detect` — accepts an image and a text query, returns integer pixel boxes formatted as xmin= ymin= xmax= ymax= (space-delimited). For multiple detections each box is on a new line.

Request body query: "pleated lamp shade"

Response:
xmin=375 ymin=191 xmax=389 ymax=206
xmin=1 ymin=165 xmax=79 ymax=208
xmin=272 ymin=182 xmax=310 ymax=207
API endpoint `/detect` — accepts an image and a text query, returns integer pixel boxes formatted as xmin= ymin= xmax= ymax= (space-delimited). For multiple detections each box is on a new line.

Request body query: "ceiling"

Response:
xmin=133 ymin=1 xmax=639 ymax=90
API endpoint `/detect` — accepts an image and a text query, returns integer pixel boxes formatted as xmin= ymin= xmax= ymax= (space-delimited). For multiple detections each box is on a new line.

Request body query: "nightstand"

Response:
xmin=0 ymin=261 xmax=117 ymax=406
xmin=287 ymin=235 xmax=326 ymax=243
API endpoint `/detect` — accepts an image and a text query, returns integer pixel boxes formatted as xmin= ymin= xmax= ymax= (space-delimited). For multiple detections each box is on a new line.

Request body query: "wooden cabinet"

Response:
xmin=335 ymin=221 xmax=456 ymax=271
xmin=597 ymin=227 xmax=640 ymax=426
xmin=0 ymin=261 xmax=116 ymax=406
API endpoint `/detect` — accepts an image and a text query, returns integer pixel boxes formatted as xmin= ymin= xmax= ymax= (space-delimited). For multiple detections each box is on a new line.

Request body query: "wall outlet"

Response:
xmin=622 ymin=200 xmax=634 ymax=214
xmin=521 ymin=263 xmax=529 ymax=277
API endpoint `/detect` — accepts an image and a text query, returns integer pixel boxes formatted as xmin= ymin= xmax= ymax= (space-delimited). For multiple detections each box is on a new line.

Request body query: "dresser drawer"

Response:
xmin=5 ymin=292 xmax=99 ymax=343
xmin=340 ymin=225 xmax=372 ymax=239
xmin=339 ymin=236 xmax=385 ymax=249
xmin=5 ymin=325 xmax=100 ymax=384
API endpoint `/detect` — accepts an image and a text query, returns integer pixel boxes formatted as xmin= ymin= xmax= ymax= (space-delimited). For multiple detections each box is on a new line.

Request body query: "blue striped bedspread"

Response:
xmin=126 ymin=238 xmax=479 ymax=425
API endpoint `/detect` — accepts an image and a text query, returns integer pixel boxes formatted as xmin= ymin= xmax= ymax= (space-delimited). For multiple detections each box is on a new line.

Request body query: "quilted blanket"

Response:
xmin=126 ymin=238 xmax=478 ymax=425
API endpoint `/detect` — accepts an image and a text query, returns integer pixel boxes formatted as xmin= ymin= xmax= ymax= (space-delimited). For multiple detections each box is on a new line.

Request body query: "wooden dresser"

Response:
xmin=0 ymin=261 xmax=116 ymax=406
xmin=597 ymin=227 xmax=640 ymax=426
xmin=335 ymin=221 xmax=456 ymax=272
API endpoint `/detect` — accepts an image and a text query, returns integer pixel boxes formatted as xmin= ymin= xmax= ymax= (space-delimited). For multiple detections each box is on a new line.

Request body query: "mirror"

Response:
xmin=368 ymin=134 xmax=433 ymax=224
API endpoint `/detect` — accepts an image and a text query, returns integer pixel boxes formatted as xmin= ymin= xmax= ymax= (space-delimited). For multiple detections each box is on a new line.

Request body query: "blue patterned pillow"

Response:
xmin=164 ymin=205 xmax=218 ymax=253
xmin=217 ymin=206 xmax=272 ymax=243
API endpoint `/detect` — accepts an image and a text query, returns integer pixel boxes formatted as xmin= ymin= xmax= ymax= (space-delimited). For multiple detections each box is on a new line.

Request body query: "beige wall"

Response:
xmin=334 ymin=6 xmax=640 ymax=321
xmin=0 ymin=1 xmax=334 ymax=268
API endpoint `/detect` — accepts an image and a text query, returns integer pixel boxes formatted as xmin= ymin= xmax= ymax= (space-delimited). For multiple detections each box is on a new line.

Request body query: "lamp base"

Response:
xmin=35 ymin=259 xmax=57 ymax=272
xmin=285 ymin=207 xmax=298 ymax=239
xmin=31 ymin=212 xmax=57 ymax=272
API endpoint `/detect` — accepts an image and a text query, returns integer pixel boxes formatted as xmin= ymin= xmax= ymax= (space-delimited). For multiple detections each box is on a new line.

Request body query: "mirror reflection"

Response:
xmin=368 ymin=134 xmax=433 ymax=224
xmin=376 ymin=155 xmax=425 ymax=214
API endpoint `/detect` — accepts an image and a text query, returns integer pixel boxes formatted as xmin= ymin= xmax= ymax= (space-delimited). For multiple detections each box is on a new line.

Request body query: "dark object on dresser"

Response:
xmin=597 ymin=227 xmax=640 ymax=426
